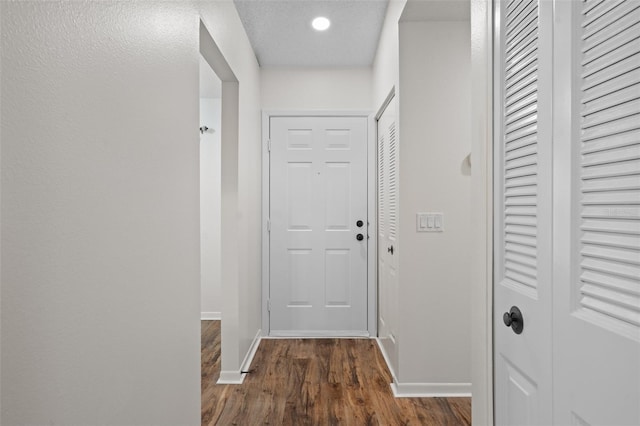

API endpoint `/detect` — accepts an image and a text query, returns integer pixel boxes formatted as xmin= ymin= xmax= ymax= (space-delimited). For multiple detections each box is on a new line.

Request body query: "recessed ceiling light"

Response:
xmin=312 ymin=16 xmax=331 ymax=31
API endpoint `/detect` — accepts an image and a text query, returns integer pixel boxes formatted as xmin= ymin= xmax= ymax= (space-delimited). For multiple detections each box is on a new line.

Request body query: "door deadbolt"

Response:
xmin=356 ymin=220 xmax=364 ymax=228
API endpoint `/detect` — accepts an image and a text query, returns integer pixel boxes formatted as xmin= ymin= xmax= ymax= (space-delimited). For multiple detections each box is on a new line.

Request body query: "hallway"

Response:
xmin=201 ymin=321 xmax=471 ymax=425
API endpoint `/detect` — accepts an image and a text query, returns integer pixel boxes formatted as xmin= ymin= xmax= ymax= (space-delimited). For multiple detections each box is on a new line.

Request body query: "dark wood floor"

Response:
xmin=201 ymin=321 xmax=471 ymax=425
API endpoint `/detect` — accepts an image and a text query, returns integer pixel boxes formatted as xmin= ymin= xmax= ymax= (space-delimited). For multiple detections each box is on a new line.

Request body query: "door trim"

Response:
xmin=261 ymin=110 xmax=376 ymax=337
xmin=470 ymin=0 xmax=494 ymax=423
xmin=199 ymin=20 xmax=245 ymax=384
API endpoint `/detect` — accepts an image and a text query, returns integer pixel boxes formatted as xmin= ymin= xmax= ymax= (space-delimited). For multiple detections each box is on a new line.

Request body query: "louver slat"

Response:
xmin=378 ymin=133 xmax=385 ymax=237
xmin=582 ymin=0 xmax=626 ymax=29
xmin=582 ymin=84 xmax=640 ymax=118
xmin=583 ymin=0 xmax=607 ymax=16
xmin=506 ymin=26 xmax=537 ymax=65
xmin=502 ymin=0 xmax=540 ymax=293
xmin=578 ymin=0 xmax=640 ymax=334
xmin=584 ymin=7 xmax=640 ymax=57
xmin=501 ymin=0 xmax=539 ymax=297
xmin=582 ymin=1 xmax=640 ymax=40
xmin=582 ymin=217 xmax=640 ymax=232
xmin=507 ymin=0 xmax=532 ymax=26
xmin=388 ymin=122 xmax=397 ymax=240
xmin=582 ymin=68 xmax=639 ymax=103
xmin=582 ymin=19 xmax=640 ymax=66
xmin=507 ymin=2 xmax=538 ymax=45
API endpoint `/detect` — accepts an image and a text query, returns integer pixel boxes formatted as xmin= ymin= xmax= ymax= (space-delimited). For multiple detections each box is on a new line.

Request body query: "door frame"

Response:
xmin=261 ymin=110 xmax=377 ymax=337
xmin=470 ymin=0 xmax=494 ymax=424
xmin=199 ymin=20 xmax=245 ymax=384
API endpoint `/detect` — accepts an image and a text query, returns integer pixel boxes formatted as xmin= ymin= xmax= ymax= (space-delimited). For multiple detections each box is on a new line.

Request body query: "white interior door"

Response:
xmin=269 ymin=116 xmax=368 ymax=336
xmin=495 ymin=0 xmax=640 ymax=424
xmin=377 ymin=95 xmax=399 ymax=369
xmin=553 ymin=1 xmax=640 ymax=424
xmin=493 ymin=0 xmax=554 ymax=424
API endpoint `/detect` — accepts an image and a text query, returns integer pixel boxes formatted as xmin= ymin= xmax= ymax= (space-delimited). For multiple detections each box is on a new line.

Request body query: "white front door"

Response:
xmin=268 ymin=116 xmax=368 ymax=336
xmin=377 ymin=94 xmax=399 ymax=369
xmin=493 ymin=0 xmax=554 ymax=424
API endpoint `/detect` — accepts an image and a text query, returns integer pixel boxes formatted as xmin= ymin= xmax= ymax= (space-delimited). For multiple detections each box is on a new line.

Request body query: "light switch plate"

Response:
xmin=417 ymin=212 xmax=444 ymax=232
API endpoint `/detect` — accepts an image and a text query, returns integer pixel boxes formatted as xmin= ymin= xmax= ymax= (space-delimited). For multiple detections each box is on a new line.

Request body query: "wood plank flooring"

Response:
xmin=201 ymin=321 xmax=471 ymax=425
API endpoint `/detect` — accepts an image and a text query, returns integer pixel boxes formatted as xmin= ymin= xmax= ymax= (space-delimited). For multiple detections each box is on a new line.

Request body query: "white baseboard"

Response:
xmin=269 ymin=330 xmax=370 ymax=338
xmin=216 ymin=370 xmax=246 ymax=384
xmin=201 ymin=311 xmax=221 ymax=320
xmin=241 ymin=329 xmax=262 ymax=373
xmin=391 ymin=382 xmax=472 ymax=398
xmin=375 ymin=338 xmax=471 ymax=398
xmin=216 ymin=329 xmax=262 ymax=385
xmin=375 ymin=337 xmax=399 ymax=382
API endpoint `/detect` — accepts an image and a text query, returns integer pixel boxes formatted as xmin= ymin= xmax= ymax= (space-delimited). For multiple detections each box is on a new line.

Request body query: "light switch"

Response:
xmin=416 ymin=212 xmax=444 ymax=232
xmin=434 ymin=214 xmax=442 ymax=229
xmin=417 ymin=213 xmax=428 ymax=231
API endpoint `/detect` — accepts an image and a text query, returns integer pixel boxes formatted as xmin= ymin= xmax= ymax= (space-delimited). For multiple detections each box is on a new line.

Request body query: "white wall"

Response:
xmin=397 ymin=20 xmax=472 ymax=389
xmin=0 ymin=1 xmax=261 ymax=424
xmin=372 ymin=0 xmax=472 ymax=394
xmin=261 ymin=67 xmax=372 ymax=110
xmin=372 ymin=1 xmax=406 ymax=112
xmin=200 ymin=97 xmax=222 ymax=320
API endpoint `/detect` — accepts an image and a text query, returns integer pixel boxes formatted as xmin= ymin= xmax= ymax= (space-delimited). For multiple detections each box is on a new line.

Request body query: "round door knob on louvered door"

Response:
xmin=503 ymin=306 xmax=524 ymax=334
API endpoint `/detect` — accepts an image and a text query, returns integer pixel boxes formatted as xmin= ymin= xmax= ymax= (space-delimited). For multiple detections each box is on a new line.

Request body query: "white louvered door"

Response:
xmin=494 ymin=0 xmax=554 ymax=424
xmin=496 ymin=0 xmax=640 ymax=423
xmin=553 ymin=1 xmax=640 ymax=424
xmin=377 ymin=94 xmax=399 ymax=369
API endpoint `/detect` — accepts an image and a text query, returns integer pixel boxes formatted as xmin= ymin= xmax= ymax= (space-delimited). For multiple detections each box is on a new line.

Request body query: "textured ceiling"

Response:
xmin=234 ymin=0 xmax=389 ymax=67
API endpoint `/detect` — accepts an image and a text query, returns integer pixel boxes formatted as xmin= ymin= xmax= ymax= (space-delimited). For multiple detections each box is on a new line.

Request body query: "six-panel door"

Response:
xmin=269 ymin=116 xmax=368 ymax=336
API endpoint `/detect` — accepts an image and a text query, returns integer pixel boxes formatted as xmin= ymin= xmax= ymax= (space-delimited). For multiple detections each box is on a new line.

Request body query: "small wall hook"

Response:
xmin=199 ymin=126 xmax=209 ymax=134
